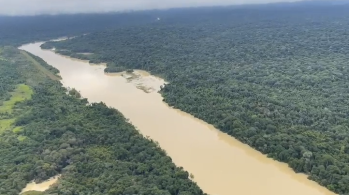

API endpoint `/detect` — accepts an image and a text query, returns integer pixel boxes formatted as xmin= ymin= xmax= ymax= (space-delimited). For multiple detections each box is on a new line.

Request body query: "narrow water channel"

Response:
xmin=19 ymin=42 xmax=336 ymax=195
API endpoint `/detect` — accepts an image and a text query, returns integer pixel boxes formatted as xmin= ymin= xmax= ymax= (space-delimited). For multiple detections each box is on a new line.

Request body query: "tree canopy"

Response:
xmin=0 ymin=47 xmax=205 ymax=195
xmin=42 ymin=4 xmax=349 ymax=194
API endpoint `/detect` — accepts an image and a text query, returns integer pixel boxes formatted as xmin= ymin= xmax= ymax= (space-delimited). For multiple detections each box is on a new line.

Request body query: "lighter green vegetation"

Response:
xmin=0 ymin=84 xmax=33 ymax=114
xmin=0 ymin=119 xmax=15 ymax=133
xmin=0 ymin=84 xmax=31 ymax=133
xmin=17 ymin=135 xmax=27 ymax=141
xmin=12 ymin=126 xmax=23 ymax=133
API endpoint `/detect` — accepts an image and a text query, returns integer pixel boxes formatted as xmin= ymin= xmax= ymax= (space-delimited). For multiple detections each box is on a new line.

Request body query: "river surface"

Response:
xmin=19 ymin=42 xmax=336 ymax=195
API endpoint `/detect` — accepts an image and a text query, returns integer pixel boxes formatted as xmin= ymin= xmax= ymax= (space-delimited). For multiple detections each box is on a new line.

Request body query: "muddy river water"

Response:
xmin=19 ymin=42 xmax=336 ymax=195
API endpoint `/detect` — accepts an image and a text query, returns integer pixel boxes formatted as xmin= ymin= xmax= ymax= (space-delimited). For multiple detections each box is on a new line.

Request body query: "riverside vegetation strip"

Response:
xmin=0 ymin=47 xmax=205 ymax=195
xmin=42 ymin=4 xmax=349 ymax=194
xmin=22 ymin=41 xmax=337 ymax=195
xmin=1 ymin=2 xmax=349 ymax=194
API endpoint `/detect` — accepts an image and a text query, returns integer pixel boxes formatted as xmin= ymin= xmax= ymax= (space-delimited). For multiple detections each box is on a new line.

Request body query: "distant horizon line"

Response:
xmin=2 ymin=0 xmax=346 ymax=17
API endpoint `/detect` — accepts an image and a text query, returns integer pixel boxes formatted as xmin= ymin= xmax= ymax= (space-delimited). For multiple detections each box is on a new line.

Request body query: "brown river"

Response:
xmin=19 ymin=41 xmax=336 ymax=195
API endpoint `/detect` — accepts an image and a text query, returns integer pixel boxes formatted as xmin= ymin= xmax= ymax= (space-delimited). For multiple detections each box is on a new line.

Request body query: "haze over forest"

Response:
xmin=1 ymin=1 xmax=349 ymax=195
xmin=1 ymin=0 xmax=312 ymax=15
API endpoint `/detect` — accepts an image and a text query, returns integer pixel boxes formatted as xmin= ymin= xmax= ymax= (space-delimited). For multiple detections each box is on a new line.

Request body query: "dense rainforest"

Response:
xmin=0 ymin=11 xmax=170 ymax=47
xmin=42 ymin=3 xmax=349 ymax=194
xmin=1 ymin=0 xmax=347 ymax=46
xmin=0 ymin=47 xmax=206 ymax=195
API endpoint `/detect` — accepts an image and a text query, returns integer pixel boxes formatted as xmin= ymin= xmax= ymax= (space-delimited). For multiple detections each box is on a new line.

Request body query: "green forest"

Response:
xmin=42 ymin=4 xmax=349 ymax=194
xmin=0 ymin=47 xmax=205 ymax=195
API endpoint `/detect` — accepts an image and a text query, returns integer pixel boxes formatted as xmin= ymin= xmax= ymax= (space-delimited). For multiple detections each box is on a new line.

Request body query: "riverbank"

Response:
xmin=19 ymin=41 xmax=337 ymax=195
xmin=0 ymin=44 xmax=204 ymax=195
